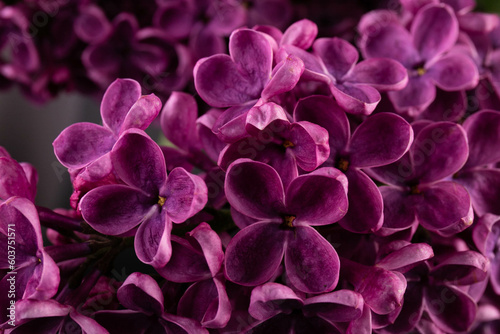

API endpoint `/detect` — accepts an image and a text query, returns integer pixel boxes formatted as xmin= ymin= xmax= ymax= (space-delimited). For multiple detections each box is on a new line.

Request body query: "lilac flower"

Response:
xmin=218 ymin=101 xmax=330 ymax=188
xmin=53 ymin=78 xmax=161 ymax=203
xmin=81 ymin=12 xmax=191 ymax=96
xmin=367 ymin=121 xmax=473 ymax=236
xmin=224 ymin=158 xmax=348 ymax=293
xmin=342 ymin=242 xmax=434 ymax=333
xmin=358 ymin=4 xmax=479 ymax=115
xmin=453 ymin=110 xmax=500 ymax=216
xmin=157 ymin=223 xmax=231 ymax=328
xmin=0 ymin=197 xmax=60 ymax=324
xmin=245 ymin=282 xmax=364 ymax=333
xmin=95 ymin=272 xmax=208 ymax=334
xmin=79 ymin=129 xmax=207 ymax=267
xmin=400 ymin=0 xmax=500 ymax=34
xmin=295 ymin=95 xmax=413 ymax=233
xmin=280 ymin=36 xmax=408 ymax=115
xmin=379 ymin=250 xmax=489 ymax=333
xmin=194 ymin=28 xmax=304 ymax=142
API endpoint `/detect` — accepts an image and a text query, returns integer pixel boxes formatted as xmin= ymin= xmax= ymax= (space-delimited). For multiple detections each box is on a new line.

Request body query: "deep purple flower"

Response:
xmin=454 ymin=110 xmax=500 ymax=216
xmin=156 ymin=223 xmax=231 ymax=328
xmin=224 ymin=159 xmax=348 ymax=293
xmin=0 ymin=197 xmax=60 ymax=324
xmin=218 ymin=101 xmax=330 ymax=188
xmin=295 ymin=95 xmax=413 ymax=233
xmin=95 ymin=272 xmax=208 ymax=334
xmin=342 ymin=242 xmax=434 ymax=333
xmin=289 ymin=36 xmax=408 ymax=115
xmin=79 ymin=129 xmax=207 ymax=267
xmin=379 ymin=250 xmax=489 ymax=333
xmin=194 ymin=28 xmax=304 ymax=142
xmin=367 ymin=121 xmax=473 ymax=236
xmin=245 ymin=282 xmax=364 ymax=333
xmin=359 ymin=4 xmax=479 ymax=115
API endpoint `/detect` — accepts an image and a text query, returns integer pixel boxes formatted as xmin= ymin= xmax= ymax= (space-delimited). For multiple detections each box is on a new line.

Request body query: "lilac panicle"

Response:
xmin=95 ymin=272 xmax=208 ymax=334
xmin=224 ymin=158 xmax=348 ymax=293
xmin=79 ymin=129 xmax=207 ymax=267
xmin=0 ymin=197 xmax=60 ymax=324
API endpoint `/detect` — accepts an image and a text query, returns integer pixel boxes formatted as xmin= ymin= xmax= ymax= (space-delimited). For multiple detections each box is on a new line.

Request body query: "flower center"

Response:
xmin=282 ymin=215 xmax=296 ymax=229
xmin=410 ymin=184 xmax=421 ymax=194
xmin=337 ymin=158 xmax=349 ymax=172
xmin=283 ymin=140 xmax=295 ymax=148
xmin=158 ymin=196 xmax=166 ymax=206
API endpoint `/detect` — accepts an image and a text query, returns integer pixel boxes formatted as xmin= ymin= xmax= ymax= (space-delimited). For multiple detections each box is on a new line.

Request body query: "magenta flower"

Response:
xmin=95 ymin=272 xmax=208 ymax=334
xmin=367 ymin=121 xmax=473 ymax=236
xmin=157 ymin=223 xmax=231 ymax=328
xmin=0 ymin=197 xmax=60 ymax=324
xmin=79 ymin=129 xmax=207 ymax=267
xmin=359 ymin=4 xmax=479 ymax=114
xmin=218 ymin=101 xmax=330 ymax=188
xmin=245 ymin=282 xmax=364 ymax=333
xmin=224 ymin=159 xmax=348 ymax=293
xmin=294 ymin=95 xmax=413 ymax=233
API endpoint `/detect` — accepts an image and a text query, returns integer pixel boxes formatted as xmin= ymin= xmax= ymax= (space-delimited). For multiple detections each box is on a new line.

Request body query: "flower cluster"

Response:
xmin=1 ymin=1 xmax=500 ymax=334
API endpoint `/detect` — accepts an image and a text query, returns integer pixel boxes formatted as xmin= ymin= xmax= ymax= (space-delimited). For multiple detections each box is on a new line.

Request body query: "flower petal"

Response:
xmin=119 ymin=93 xmax=162 ymax=133
xmin=378 ymin=186 xmax=416 ymax=234
xmin=134 ymin=208 xmax=172 ymax=267
xmin=430 ymin=251 xmax=489 ymax=285
xmin=411 ymin=4 xmax=458 ymax=62
xmin=0 ymin=157 xmax=33 ymax=200
xmin=80 ymin=184 xmax=154 ymax=235
xmin=225 ymin=159 xmax=285 ymax=220
xmin=348 ymin=113 xmax=413 ymax=168
xmin=462 ymin=110 xmax=500 ymax=168
xmin=313 ymin=37 xmax=358 ymax=79
xmin=161 ymin=92 xmax=199 ymax=152
xmin=100 ymin=78 xmax=142 ymax=134
xmin=303 ymin=289 xmax=364 ymax=322
xmin=427 ymin=53 xmax=479 ymax=91
xmin=285 ymin=225 xmax=340 ymax=293
xmin=164 ymin=167 xmax=207 ymax=223
xmin=117 ymin=272 xmax=164 ymax=316
xmin=224 ymin=222 xmax=285 ymax=286
xmin=330 ymin=82 xmax=380 ymax=115
xmin=346 ymin=58 xmax=408 ymax=91
xmin=456 ymin=168 xmax=500 ymax=216
xmin=415 ymin=181 xmax=473 ymax=235
xmin=286 ymin=167 xmax=348 ymax=226
xmin=53 ymin=123 xmax=115 ymax=169
xmin=281 ymin=19 xmax=318 ymax=49
xmin=338 ymin=169 xmax=383 ymax=233
xmin=387 ymin=75 xmax=436 ymax=112
xmin=112 ymin=129 xmax=166 ymax=194
xmin=410 ymin=122 xmax=469 ymax=183
xmin=248 ymin=282 xmax=303 ymax=321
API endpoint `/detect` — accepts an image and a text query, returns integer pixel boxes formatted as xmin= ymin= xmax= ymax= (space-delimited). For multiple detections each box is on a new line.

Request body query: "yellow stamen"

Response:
xmin=158 ymin=196 xmax=166 ymax=206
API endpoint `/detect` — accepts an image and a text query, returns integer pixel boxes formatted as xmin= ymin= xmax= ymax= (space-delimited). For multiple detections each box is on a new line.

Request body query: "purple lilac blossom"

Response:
xmin=224 ymin=158 xmax=348 ymax=293
xmin=358 ymin=4 xmax=479 ymax=116
xmin=294 ymin=95 xmax=414 ymax=233
xmin=367 ymin=121 xmax=473 ymax=236
xmin=79 ymin=129 xmax=207 ymax=267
